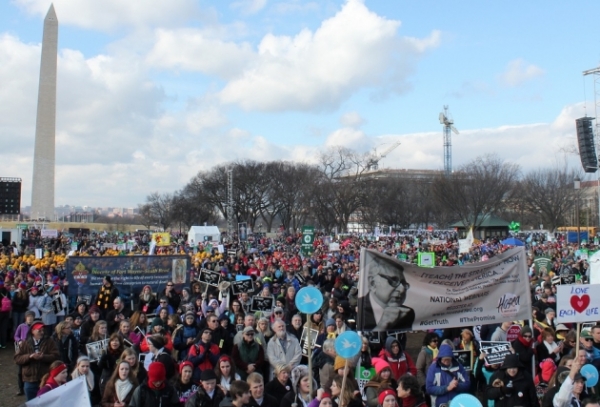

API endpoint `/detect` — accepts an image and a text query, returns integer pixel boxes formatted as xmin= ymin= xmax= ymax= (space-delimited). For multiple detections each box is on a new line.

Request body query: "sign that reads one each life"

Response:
xmin=556 ymin=284 xmax=600 ymax=323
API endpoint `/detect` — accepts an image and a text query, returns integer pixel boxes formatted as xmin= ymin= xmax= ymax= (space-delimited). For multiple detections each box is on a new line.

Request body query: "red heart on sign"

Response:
xmin=570 ymin=295 xmax=590 ymax=313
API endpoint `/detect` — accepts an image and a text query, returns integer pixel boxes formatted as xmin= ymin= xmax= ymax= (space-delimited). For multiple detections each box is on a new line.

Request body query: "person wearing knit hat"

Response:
xmin=95 ymin=275 xmax=119 ymax=315
xmin=184 ymin=368 xmax=226 ymax=407
xmin=281 ymin=365 xmax=317 ymax=407
xmin=128 ymin=361 xmax=179 ymax=407
xmin=364 ymin=358 xmax=396 ymax=407
xmin=174 ymin=361 xmax=197 ymax=405
xmin=37 ymin=361 xmax=68 ymax=396
xmin=377 ymin=388 xmax=396 ymax=407
xmin=174 ymin=311 xmax=200 ymax=360
xmin=315 ymin=389 xmax=333 ymax=407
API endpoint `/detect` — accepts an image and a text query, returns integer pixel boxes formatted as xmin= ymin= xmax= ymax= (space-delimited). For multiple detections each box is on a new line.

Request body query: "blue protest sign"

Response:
xmin=335 ymin=331 xmax=361 ymax=359
xmin=450 ymin=394 xmax=482 ymax=407
xmin=295 ymin=286 xmax=323 ymax=314
xmin=582 ymin=364 xmax=599 ymax=387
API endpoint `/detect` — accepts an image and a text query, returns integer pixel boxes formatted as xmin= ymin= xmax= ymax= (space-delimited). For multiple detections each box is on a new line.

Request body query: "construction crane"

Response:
xmin=439 ymin=106 xmax=459 ymax=175
xmin=367 ymin=141 xmax=401 ymax=170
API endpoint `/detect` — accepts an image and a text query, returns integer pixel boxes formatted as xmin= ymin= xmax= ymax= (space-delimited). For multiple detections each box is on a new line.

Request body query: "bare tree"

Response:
xmin=144 ymin=192 xmax=174 ymax=231
xmin=431 ymin=155 xmax=520 ymax=229
xmin=312 ymin=146 xmax=371 ymax=232
xmin=517 ymin=167 xmax=583 ymax=231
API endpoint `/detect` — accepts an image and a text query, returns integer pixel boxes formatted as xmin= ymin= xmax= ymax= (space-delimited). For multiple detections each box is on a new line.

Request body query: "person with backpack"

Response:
xmin=0 ymin=280 xmax=12 ymax=349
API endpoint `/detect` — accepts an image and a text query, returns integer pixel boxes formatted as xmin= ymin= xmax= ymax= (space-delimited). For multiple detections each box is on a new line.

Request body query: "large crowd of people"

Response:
xmin=0 ymin=228 xmax=599 ymax=407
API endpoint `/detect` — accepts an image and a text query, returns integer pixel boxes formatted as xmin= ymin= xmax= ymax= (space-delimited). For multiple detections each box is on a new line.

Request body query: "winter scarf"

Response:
xmin=115 ymin=379 xmax=133 ymax=402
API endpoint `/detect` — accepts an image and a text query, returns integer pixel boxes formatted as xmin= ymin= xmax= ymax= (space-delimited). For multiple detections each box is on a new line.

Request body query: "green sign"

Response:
xmin=533 ymin=256 xmax=552 ymax=275
xmin=417 ymin=252 xmax=435 ymax=267
xmin=16 ymin=224 xmax=28 ymax=230
xmin=397 ymin=253 xmax=408 ymax=262
xmin=301 ymin=226 xmax=314 ymax=255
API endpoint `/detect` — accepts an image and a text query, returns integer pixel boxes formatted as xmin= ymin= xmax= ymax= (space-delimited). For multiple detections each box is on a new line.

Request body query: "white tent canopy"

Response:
xmin=188 ymin=226 xmax=221 ymax=245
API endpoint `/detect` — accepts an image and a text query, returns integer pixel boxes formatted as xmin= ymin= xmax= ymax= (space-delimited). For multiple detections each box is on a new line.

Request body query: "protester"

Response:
xmin=101 ymin=360 xmax=138 ymax=407
xmin=425 ymin=344 xmax=470 ymax=407
xmin=72 ymin=355 xmax=101 ymax=406
xmin=14 ymin=320 xmax=61 ymax=400
xmin=486 ymin=354 xmax=537 ymax=407
xmin=128 ymin=362 xmax=179 ymax=407
xmin=37 ymin=361 xmax=68 ymax=396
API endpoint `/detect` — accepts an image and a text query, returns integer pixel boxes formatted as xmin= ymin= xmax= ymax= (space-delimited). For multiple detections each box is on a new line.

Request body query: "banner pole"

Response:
xmin=340 ymin=359 xmax=349 ymax=404
xmin=576 ymin=322 xmax=581 ymax=358
xmin=307 ymin=313 xmax=313 ymax=397
xmin=528 ymin=319 xmax=535 ymax=375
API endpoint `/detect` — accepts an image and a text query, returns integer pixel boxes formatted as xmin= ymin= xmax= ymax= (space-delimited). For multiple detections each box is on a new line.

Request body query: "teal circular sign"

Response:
xmin=582 ymin=364 xmax=599 ymax=387
xmin=335 ymin=331 xmax=362 ymax=358
xmin=295 ymin=286 xmax=323 ymax=314
xmin=450 ymin=394 xmax=482 ymax=407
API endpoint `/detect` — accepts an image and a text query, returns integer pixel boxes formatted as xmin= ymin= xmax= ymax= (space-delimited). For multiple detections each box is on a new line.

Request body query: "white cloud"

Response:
xmin=499 ymin=58 xmax=545 ymax=87
xmin=13 ymin=0 xmax=200 ymax=31
xmin=219 ymin=0 xmax=441 ymax=111
xmin=146 ymin=28 xmax=255 ymax=79
xmin=340 ymin=111 xmax=365 ymax=128
xmin=231 ymin=0 xmax=267 ymax=15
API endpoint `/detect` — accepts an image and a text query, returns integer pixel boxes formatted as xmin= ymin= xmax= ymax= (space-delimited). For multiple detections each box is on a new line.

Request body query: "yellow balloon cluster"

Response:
xmin=192 ymin=251 xmax=224 ymax=264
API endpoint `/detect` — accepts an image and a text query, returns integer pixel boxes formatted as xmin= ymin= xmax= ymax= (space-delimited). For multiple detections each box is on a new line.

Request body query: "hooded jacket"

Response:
xmin=379 ymin=337 xmax=417 ymax=381
xmin=486 ymin=355 xmax=537 ymax=407
xmin=425 ymin=344 xmax=470 ymax=407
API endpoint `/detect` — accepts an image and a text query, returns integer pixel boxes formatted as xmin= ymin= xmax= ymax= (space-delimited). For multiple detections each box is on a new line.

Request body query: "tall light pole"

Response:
xmin=575 ymin=176 xmax=581 ymax=246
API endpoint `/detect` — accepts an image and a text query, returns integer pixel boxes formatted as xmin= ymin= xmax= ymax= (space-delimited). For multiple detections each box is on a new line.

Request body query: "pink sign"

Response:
xmin=506 ymin=324 xmax=521 ymax=342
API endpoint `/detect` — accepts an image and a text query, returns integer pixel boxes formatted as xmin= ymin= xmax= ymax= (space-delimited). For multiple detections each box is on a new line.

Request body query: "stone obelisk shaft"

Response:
xmin=31 ymin=4 xmax=58 ymax=221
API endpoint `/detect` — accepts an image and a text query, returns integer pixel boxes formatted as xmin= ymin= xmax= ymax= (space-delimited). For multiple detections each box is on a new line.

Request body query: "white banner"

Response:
xmin=40 ymin=229 xmax=58 ymax=238
xmin=23 ymin=375 xmax=91 ymax=407
xmin=589 ymin=251 xmax=600 ymax=285
xmin=556 ymin=284 xmax=600 ymax=323
xmin=357 ymin=247 xmax=531 ymax=331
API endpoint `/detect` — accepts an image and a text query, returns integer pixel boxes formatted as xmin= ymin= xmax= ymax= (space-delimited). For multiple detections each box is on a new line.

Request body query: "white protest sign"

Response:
xmin=458 ymin=239 xmax=470 ymax=254
xmin=556 ymin=284 xmax=600 ymax=323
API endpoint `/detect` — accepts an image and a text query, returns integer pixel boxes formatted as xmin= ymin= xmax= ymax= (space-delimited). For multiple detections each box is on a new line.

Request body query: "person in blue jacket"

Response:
xmin=425 ymin=344 xmax=470 ymax=407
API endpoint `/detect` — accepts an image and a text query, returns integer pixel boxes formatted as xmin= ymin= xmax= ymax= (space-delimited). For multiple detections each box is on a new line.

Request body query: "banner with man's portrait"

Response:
xmin=357 ymin=247 xmax=531 ymax=332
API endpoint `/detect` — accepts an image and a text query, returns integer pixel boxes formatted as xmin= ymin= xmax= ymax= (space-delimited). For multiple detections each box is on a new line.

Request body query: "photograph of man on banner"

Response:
xmin=358 ymin=251 xmax=415 ymax=331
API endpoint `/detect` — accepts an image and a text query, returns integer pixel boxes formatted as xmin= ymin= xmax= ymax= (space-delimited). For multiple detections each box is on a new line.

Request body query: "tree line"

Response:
xmin=138 ymin=147 xmax=585 ymax=233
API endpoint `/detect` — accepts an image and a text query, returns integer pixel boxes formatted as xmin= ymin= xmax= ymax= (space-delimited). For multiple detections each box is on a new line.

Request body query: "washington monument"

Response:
xmin=31 ymin=4 xmax=58 ymax=220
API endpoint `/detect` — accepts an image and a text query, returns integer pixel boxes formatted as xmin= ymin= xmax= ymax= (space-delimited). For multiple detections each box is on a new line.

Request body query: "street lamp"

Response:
xmin=574 ymin=176 xmax=581 ymax=246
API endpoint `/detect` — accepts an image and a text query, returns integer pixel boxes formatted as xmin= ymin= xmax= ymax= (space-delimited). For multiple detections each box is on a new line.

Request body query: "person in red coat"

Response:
xmin=188 ymin=328 xmax=220 ymax=382
xmin=378 ymin=337 xmax=417 ymax=381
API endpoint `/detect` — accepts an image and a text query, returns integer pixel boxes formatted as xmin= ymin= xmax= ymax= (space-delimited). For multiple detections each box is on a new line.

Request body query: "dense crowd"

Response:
xmin=0 ymin=229 xmax=599 ymax=407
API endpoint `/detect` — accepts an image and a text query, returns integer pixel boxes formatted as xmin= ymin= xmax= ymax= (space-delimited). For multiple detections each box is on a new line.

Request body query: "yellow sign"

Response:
xmin=152 ymin=232 xmax=171 ymax=246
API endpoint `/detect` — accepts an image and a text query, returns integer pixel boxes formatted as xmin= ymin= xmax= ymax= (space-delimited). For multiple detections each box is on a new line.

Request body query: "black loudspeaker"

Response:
xmin=0 ymin=178 xmax=22 ymax=215
xmin=576 ymin=117 xmax=598 ymax=173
